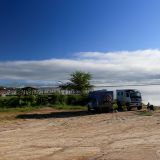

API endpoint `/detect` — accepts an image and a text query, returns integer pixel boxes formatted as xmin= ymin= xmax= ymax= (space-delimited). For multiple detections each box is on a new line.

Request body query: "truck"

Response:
xmin=87 ymin=89 xmax=113 ymax=112
xmin=87 ymin=89 xmax=142 ymax=112
xmin=116 ymin=89 xmax=142 ymax=111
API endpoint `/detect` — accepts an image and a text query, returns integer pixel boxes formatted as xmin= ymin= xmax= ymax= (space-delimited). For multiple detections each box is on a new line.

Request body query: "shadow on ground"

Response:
xmin=16 ymin=110 xmax=96 ymax=119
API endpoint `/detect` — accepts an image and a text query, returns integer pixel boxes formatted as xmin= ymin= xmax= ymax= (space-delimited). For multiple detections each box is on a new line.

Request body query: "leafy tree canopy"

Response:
xmin=59 ymin=71 xmax=93 ymax=94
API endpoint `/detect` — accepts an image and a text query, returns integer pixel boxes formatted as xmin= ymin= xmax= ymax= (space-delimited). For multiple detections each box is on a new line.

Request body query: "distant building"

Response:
xmin=0 ymin=87 xmax=16 ymax=96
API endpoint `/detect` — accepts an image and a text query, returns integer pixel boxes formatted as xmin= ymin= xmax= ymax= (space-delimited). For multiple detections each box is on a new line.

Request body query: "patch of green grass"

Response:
xmin=51 ymin=104 xmax=87 ymax=110
xmin=0 ymin=105 xmax=87 ymax=123
xmin=0 ymin=106 xmax=44 ymax=123
xmin=136 ymin=110 xmax=153 ymax=116
xmin=0 ymin=104 xmax=87 ymax=113
xmin=0 ymin=106 xmax=42 ymax=113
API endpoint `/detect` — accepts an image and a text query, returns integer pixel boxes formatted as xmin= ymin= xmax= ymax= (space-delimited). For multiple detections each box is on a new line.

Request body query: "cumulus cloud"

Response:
xmin=1 ymin=49 xmax=160 ymax=86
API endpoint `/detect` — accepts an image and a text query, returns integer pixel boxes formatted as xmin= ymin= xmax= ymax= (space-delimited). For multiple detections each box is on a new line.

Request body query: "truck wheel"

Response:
xmin=137 ymin=106 xmax=142 ymax=110
xmin=87 ymin=105 xmax=91 ymax=112
xmin=126 ymin=103 xmax=131 ymax=111
xmin=126 ymin=105 xmax=131 ymax=111
xmin=117 ymin=101 xmax=123 ymax=111
xmin=127 ymin=106 xmax=131 ymax=111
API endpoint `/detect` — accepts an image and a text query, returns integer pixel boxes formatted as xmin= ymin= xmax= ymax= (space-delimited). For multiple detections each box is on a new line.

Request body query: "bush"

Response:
xmin=47 ymin=94 xmax=88 ymax=106
xmin=0 ymin=94 xmax=89 ymax=109
xmin=66 ymin=94 xmax=89 ymax=106
xmin=48 ymin=94 xmax=66 ymax=105
xmin=36 ymin=95 xmax=48 ymax=105
xmin=113 ymin=102 xmax=118 ymax=111
xmin=6 ymin=97 xmax=20 ymax=107
xmin=0 ymin=98 xmax=7 ymax=108
xmin=0 ymin=97 xmax=20 ymax=108
xmin=66 ymin=95 xmax=80 ymax=105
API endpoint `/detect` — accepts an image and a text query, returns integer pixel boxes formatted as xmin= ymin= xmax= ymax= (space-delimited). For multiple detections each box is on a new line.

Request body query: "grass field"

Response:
xmin=0 ymin=104 xmax=87 ymax=123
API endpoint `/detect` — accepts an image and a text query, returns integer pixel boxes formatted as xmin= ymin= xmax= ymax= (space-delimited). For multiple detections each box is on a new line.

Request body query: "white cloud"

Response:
xmin=1 ymin=49 xmax=160 ymax=86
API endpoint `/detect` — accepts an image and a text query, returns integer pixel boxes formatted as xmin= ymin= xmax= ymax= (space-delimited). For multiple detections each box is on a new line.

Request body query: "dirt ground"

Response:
xmin=1 ymin=108 xmax=160 ymax=160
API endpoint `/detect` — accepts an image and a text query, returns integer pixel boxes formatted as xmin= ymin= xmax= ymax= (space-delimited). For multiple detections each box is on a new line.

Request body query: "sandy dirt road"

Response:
xmin=1 ymin=108 xmax=160 ymax=160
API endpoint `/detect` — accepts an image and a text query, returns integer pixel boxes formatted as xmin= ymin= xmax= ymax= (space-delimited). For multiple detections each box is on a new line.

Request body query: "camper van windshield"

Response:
xmin=130 ymin=91 xmax=141 ymax=98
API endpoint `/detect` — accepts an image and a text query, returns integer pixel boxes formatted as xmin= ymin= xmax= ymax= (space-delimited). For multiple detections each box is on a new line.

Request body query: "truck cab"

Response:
xmin=116 ymin=89 xmax=142 ymax=110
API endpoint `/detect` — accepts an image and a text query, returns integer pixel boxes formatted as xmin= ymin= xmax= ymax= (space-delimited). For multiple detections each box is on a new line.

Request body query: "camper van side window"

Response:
xmin=126 ymin=93 xmax=129 ymax=97
xmin=121 ymin=92 xmax=123 ymax=96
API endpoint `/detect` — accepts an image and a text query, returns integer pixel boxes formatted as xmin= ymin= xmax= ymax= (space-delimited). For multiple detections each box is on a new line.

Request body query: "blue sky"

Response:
xmin=1 ymin=0 xmax=160 ymax=60
xmin=1 ymin=0 xmax=160 ymax=104
xmin=0 ymin=0 xmax=160 ymax=88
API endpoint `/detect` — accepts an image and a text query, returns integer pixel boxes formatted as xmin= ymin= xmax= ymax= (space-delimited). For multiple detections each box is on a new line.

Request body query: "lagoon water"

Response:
xmin=96 ymin=85 xmax=160 ymax=106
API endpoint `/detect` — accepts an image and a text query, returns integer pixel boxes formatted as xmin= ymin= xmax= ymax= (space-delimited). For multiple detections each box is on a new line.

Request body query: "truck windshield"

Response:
xmin=130 ymin=91 xmax=141 ymax=98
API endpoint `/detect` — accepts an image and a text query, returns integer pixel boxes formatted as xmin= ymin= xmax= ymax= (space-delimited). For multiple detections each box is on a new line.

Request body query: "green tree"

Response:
xmin=59 ymin=71 xmax=93 ymax=94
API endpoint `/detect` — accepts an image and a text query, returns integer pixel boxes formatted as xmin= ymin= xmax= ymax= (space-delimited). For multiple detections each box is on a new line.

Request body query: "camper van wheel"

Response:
xmin=94 ymin=108 xmax=101 ymax=113
xmin=137 ymin=106 xmax=142 ymax=110
xmin=109 ymin=107 xmax=113 ymax=113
